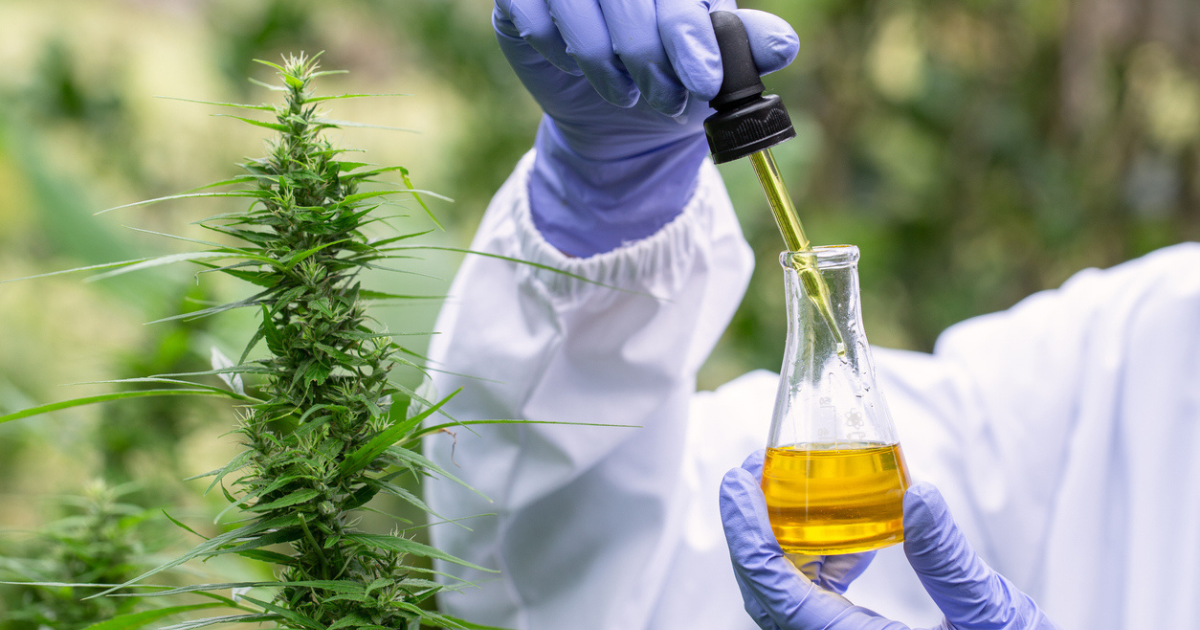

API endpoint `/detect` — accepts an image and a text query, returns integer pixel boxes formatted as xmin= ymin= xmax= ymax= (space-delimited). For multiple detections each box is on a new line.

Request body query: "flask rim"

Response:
xmin=779 ymin=245 xmax=860 ymax=270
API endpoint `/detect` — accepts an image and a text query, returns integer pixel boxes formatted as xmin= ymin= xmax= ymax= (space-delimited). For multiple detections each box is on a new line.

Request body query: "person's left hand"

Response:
xmin=721 ymin=451 xmax=879 ymax=629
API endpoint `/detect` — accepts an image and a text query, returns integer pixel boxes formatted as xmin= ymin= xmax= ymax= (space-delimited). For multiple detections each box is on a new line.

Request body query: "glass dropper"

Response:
xmin=703 ymin=11 xmax=846 ymax=355
xmin=748 ymin=149 xmax=846 ymax=355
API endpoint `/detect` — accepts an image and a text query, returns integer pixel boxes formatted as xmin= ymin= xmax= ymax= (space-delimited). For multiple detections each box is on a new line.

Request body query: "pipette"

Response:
xmin=704 ymin=11 xmax=846 ymax=354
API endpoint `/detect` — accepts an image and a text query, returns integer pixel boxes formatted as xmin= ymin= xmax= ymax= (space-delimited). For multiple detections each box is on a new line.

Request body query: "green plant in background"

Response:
xmin=0 ymin=482 xmax=148 ymax=630
xmin=97 ymin=284 xmax=217 ymax=493
xmin=709 ymin=0 xmax=1200 ymax=377
xmin=1 ymin=53 xmax=501 ymax=630
xmin=0 ymin=290 xmax=217 ymax=627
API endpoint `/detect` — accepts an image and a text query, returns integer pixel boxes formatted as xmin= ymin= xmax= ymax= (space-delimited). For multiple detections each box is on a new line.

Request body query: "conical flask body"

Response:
xmin=763 ymin=246 xmax=911 ymax=555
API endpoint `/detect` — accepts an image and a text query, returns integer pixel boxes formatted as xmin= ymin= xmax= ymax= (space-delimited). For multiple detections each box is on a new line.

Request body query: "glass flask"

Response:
xmin=762 ymin=245 xmax=911 ymax=556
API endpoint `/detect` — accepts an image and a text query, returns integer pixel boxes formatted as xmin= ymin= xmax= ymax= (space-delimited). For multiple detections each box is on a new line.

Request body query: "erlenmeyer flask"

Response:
xmin=763 ymin=245 xmax=911 ymax=556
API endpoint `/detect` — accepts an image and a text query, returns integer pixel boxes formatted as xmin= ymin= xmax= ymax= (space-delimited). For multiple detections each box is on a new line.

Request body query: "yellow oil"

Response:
xmin=747 ymin=149 xmax=845 ymax=355
xmin=761 ymin=443 xmax=911 ymax=555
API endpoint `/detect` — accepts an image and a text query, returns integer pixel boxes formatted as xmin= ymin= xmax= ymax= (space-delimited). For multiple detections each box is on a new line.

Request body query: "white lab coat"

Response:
xmin=423 ymin=152 xmax=1200 ymax=630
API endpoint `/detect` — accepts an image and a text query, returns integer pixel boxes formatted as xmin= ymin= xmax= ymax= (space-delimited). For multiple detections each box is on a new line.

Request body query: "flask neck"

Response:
xmin=772 ymin=245 xmax=897 ymax=448
xmin=781 ymin=247 xmax=865 ymax=370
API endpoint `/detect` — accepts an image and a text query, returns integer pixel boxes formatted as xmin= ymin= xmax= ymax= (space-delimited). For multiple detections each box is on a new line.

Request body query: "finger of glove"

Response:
xmin=656 ymin=0 xmax=723 ymax=101
xmin=598 ymin=0 xmax=688 ymax=116
xmin=808 ymin=550 xmax=877 ymax=594
xmin=740 ymin=449 xmax=766 ymax=478
xmin=904 ymin=483 xmax=1046 ymax=629
xmin=735 ymin=9 xmax=800 ymax=76
xmin=736 ymin=450 xmax=874 ymax=594
xmin=657 ymin=4 xmax=798 ymax=102
xmin=494 ymin=0 xmax=582 ymax=75
xmin=547 ymin=0 xmax=640 ymax=107
xmin=721 ymin=467 xmax=875 ymax=629
xmin=496 ymin=9 xmax=588 ymax=118
xmin=732 ymin=570 xmax=783 ymax=630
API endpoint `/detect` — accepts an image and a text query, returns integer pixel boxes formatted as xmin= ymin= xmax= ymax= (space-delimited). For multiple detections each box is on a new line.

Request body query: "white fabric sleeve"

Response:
xmin=422 ymin=151 xmax=760 ymax=630
xmin=843 ymin=243 xmax=1200 ymax=629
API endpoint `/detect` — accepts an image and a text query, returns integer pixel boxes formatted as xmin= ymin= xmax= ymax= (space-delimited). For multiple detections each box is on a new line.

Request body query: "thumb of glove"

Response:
xmin=903 ymin=483 xmax=1059 ymax=630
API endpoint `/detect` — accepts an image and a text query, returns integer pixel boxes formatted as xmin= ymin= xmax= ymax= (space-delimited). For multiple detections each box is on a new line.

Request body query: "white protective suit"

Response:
xmin=423 ymin=152 xmax=1200 ymax=630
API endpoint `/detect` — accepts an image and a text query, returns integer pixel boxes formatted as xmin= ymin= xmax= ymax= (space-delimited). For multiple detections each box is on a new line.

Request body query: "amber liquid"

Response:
xmin=761 ymin=443 xmax=911 ymax=555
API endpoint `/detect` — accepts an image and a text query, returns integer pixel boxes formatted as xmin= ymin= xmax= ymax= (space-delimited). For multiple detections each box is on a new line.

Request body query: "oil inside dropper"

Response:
xmin=700 ymin=11 xmax=845 ymax=356
xmin=747 ymin=148 xmax=847 ymax=356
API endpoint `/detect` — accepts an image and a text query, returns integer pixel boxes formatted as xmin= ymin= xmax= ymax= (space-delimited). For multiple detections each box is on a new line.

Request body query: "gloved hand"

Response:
xmin=493 ymin=0 xmax=799 ymax=256
xmin=720 ymin=452 xmax=1060 ymax=629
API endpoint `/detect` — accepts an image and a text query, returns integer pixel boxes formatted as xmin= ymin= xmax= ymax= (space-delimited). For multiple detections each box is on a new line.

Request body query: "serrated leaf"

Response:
xmin=339 ymin=392 xmax=456 ymax=477
xmin=91 ymin=516 xmax=297 ymax=598
xmin=261 ymin=305 xmax=284 ymax=355
xmin=81 ymin=603 xmax=227 ymax=630
xmin=406 ymin=418 xmax=637 ymax=445
xmin=384 ymin=446 xmax=482 ymax=499
xmin=84 ymin=251 xmax=236 ymax=282
xmin=67 ymin=377 xmax=257 ymax=402
xmin=235 ymin=595 xmax=322 ymax=630
xmin=284 ymin=238 xmax=350 ymax=269
xmin=365 ymin=228 xmax=435 ymax=249
xmin=145 ymin=290 xmax=271 ymax=325
xmin=247 ymin=77 xmax=287 ymax=92
xmin=156 ymin=95 xmax=274 ymax=111
xmin=327 ymin=615 xmax=369 ymax=630
xmin=96 ymin=191 xmax=268 ymax=216
xmin=313 ymin=118 xmax=416 ymax=132
xmin=0 ymin=257 xmax=155 ymax=285
xmin=248 ymin=488 xmax=320 ymax=512
xmin=0 ymin=390 xmax=237 ymax=425
xmin=390 ymin=602 xmax=509 ymax=630
xmin=358 ymin=290 xmax=444 ymax=301
xmin=401 ymin=168 xmax=446 ymax=230
xmin=211 ymin=114 xmax=285 ymax=131
xmin=345 ymin=534 xmax=493 ymax=572
xmin=157 ymin=613 xmax=279 ymax=630
xmin=233 ymin=548 xmax=294 ymax=565
xmin=308 ymin=92 xmax=410 ymax=103
xmin=220 ymin=527 xmax=303 ymax=554
xmin=162 ymin=509 xmax=208 ymax=541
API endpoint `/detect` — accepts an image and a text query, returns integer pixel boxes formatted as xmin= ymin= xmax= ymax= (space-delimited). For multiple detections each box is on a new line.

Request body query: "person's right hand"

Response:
xmin=493 ymin=0 xmax=799 ymax=256
xmin=720 ymin=455 xmax=1060 ymax=629
xmin=493 ymin=0 xmax=798 ymax=156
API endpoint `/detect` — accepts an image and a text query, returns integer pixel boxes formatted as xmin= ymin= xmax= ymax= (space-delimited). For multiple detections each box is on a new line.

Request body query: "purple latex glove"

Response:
xmin=720 ymin=453 xmax=1061 ymax=629
xmin=493 ymin=0 xmax=799 ymax=256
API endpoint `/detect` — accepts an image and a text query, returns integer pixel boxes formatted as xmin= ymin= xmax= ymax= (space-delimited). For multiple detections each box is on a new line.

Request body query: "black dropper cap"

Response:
xmin=703 ymin=11 xmax=796 ymax=164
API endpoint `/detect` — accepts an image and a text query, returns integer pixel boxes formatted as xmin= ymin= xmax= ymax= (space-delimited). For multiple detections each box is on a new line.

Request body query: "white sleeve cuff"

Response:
xmin=483 ymin=150 xmax=747 ymax=307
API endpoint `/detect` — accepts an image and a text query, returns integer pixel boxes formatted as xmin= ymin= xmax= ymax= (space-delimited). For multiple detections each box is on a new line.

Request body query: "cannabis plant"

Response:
xmin=0 ymin=482 xmax=146 ymax=630
xmin=2 ymin=53 xmax=500 ymax=630
xmin=98 ymin=285 xmax=216 ymax=490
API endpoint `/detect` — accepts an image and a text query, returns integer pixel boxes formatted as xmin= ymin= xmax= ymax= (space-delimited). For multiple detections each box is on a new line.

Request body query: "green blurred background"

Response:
xmin=0 ymin=0 xmax=1197 ymax=610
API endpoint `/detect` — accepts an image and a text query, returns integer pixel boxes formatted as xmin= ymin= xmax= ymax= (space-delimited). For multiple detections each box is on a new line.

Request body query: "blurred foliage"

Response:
xmin=707 ymin=0 xmax=1200 ymax=381
xmin=362 ymin=0 xmax=541 ymax=225
xmin=97 ymin=284 xmax=218 ymax=496
xmin=0 ymin=482 xmax=151 ymax=629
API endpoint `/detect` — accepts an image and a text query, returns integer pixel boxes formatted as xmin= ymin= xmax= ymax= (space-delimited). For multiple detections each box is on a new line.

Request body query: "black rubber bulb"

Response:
xmin=710 ymin=10 xmax=765 ymax=109
xmin=704 ymin=11 xmax=796 ymax=164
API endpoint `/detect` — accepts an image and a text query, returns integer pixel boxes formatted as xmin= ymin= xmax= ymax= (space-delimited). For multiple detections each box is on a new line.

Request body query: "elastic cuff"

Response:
xmin=508 ymin=150 xmax=726 ymax=305
xmin=529 ymin=117 xmax=710 ymax=257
